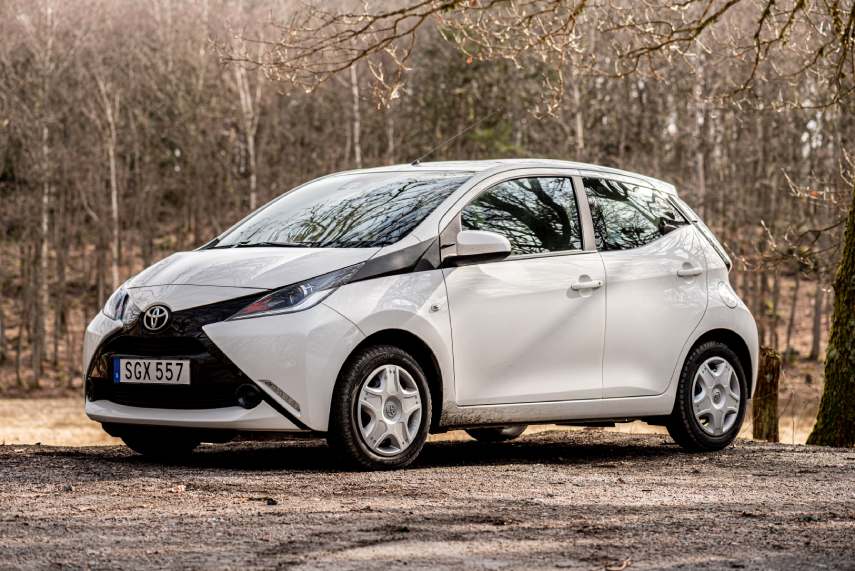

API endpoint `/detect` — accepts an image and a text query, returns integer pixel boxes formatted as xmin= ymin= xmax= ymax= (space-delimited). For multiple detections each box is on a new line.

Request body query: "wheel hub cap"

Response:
xmin=692 ymin=357 xmax=741 ymax=436
xmin=383 ymin=400 xmax=400 ymax=420
xmin=712 ymin=388 xmax=723 ymax=404
xmin=357 ymin=365 xmax=422 ymax=456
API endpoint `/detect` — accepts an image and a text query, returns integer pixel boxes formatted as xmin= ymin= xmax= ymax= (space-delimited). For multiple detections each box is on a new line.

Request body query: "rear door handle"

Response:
xmin=677 ymin=266 xmax=703 ymax=278
xmin=570 ymin=279 xmax=604 ymax=291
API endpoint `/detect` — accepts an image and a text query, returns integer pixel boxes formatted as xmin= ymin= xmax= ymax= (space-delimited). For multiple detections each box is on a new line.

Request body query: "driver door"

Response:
xmin=442 ymin=176 xmax=606 ymax=406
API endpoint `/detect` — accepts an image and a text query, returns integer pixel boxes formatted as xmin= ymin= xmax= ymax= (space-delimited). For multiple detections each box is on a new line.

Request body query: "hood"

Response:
xmin=128 ymin=247 xmax=380 ymax=291
xmin=126 ymin=284 xmax=263 ymax=312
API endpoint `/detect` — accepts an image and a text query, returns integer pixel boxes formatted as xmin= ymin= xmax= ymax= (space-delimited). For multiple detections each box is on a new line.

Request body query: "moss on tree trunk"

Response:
xmin=807 ymin=185 xmax=855 ymax=447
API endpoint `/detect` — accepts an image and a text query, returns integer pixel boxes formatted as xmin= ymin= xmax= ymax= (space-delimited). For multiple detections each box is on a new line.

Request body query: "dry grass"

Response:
xmin=0 ymin=398 xmax=119 ymax=446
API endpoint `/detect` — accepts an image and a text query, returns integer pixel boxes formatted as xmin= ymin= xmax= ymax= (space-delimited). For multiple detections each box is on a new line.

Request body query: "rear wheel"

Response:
xmin=667 ymin=340 xmax=747 ymax=451
xmin=328 ymin=345 xmax=432 ymax=470
xmin=466 ymin=425 xmax=527 ymax=442
xmin=119 ymin=428 xmax=200 ymax=460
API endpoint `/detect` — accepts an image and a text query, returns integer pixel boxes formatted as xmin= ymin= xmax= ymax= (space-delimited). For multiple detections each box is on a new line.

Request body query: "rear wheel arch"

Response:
xmin=686 ymin=328 xmax=753 ymax=394
xmin=338 ymin=329 xmax=444 ymax=431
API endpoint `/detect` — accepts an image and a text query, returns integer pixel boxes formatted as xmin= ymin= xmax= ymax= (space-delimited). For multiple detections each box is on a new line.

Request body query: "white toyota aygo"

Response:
xmin=84 ymin=159 xmax=758 ymax=469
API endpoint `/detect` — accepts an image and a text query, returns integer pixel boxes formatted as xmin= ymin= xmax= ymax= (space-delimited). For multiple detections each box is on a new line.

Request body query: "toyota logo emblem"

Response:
xmin=142 ymin=305 xmax=170 ymax=332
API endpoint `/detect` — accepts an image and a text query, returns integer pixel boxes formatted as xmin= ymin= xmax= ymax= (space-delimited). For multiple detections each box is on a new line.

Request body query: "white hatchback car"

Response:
xmin=84 ymin=159 xmax=758 ymax=469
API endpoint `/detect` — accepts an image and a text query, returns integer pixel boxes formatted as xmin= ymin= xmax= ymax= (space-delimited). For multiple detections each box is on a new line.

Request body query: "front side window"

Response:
xmin=215 ymin=172 xmax=471 ymax=248
xmin=583 ymin=177 xmax=686 ymax=251
xmin=461 ymin=177 xmax=582 ymax=255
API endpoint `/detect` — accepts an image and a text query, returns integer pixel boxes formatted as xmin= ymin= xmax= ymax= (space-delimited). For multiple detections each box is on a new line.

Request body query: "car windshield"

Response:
xmin=214 ymin=172 xmax=472 ymax=248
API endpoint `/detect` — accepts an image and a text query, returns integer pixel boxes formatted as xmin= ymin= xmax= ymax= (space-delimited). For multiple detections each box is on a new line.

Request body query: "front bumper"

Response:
xmin=83 ymin=290 xmax=365 ymax=433
xmin=86 ymin=399 xmax=301 ymax=430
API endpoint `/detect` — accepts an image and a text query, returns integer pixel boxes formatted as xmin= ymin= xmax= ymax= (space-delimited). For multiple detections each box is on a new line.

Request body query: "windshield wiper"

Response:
xmin=232 ymin=240 xmax=313 ymax=248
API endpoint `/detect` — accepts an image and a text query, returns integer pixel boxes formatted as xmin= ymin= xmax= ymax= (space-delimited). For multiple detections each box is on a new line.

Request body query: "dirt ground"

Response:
xmin=1 ymin=431 xmax=853 ymax=571
xmin=0 ymin=393 xmax=821 ymax=448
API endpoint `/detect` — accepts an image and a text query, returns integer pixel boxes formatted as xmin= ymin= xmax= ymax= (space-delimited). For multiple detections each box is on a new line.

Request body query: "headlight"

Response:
xmin=102 ymin=282 xmax=130 ymax=321
xmin=228 ymin=264 xmax=363 ymax=320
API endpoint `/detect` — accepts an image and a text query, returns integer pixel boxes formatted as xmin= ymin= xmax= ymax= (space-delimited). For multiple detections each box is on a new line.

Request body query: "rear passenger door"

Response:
xmin=580 ymin=177 xmax=708 ymax=398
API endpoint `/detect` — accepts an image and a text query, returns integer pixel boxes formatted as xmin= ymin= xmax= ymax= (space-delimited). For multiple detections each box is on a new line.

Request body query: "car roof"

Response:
xmin=345 ymin=159 xmax=677 ymax=195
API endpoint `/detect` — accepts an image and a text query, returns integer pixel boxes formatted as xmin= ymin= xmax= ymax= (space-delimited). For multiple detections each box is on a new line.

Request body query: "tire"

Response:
xmin=466 ymin=425 xmax=527 ymax=442
xmin=667 ymin=340 xmax=748 ymax=451
xmin=328 ymin=344 xmax=432 ymax=470
xmin=120 ymin=427 xmax=200 ymax=460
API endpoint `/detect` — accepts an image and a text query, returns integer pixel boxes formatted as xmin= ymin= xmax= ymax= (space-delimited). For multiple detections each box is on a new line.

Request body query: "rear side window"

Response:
xmin=461 ymin=177 xmax=582 ymax=255
xmin=582 ymin=177 xmax=685 ymax=251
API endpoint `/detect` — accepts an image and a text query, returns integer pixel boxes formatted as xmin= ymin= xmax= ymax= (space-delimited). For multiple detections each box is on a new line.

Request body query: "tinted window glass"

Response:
xmin=216 ymin=172 xmax=470 ymax=248
xmin=461 ymin=177 xmax=582 ymax=254
xmin=583 ymin=177 xmax=685 ymax=251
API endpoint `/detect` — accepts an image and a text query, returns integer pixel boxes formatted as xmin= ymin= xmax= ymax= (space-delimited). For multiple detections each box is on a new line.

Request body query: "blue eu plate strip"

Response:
xmin=113 ymin=357 xmax=121 ymax=384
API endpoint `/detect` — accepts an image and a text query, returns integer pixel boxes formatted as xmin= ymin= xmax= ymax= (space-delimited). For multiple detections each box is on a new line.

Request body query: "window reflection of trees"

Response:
xmin=461 ymin=177 xmax=582 ymax=254
xmin=584 ymin=178 xmax=679 ymax=251
xmin=230 ymin=175 xmax=468 ymax=247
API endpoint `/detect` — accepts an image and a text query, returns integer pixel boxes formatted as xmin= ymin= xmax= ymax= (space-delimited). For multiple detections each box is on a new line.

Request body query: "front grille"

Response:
xmin=86 ymin=292 xmax=265 ymax=410
xmin=93 ymin=379 xmax=246 ymax=409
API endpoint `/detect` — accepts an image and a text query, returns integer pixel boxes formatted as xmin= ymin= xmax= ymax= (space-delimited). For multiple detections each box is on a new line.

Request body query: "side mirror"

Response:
xmin=446 ymin=230 xmax=511 ymax=266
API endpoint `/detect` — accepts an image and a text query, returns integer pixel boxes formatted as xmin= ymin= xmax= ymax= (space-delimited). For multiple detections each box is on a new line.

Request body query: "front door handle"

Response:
xmin=571 ymin=279 xmax=604 ymax=291
xmin=677 ymin=266 xmax=703 ymax=278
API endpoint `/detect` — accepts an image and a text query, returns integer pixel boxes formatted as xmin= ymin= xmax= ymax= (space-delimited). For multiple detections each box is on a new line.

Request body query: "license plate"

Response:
xmin=113 ymin=357 xmax=191 ymax=385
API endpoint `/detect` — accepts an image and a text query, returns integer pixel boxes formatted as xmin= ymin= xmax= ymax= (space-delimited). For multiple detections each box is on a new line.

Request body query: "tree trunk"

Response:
xmin=15 ymin=314 xmax=24 ymax=388
xmin=385 ymin=110 xmax=395 ymax=164
xmin=350 ymin=64 xmax=362 ymax=168
xmin=96 ymin=232 xmax=106 ymax=309
xmin=752 ymin=269 xmax=765 ymax=345
xmin=752 ymin=347 xmax=782 ymax=442
xmin=0 ymin=305 xmax=5 ymax=365
xmin=759 ymin=269 xmax=769 ymax=346
xmin=52 ymin=183 xmax=66 ymax=367
xmin=94 ymin=75 xmax=122 ymax=290
xmin=808 ymin=278 xmax=824 ymax=361
xmin=770 ymin=269 xmax=781 ymax=350
xmin=807 ymin=184 xmax=855 ymax=447
xmin=108 ymin=122 xmax=120 ymax=290
xmin=33 ymin=122 xmax=51 ymax=379
xmin=784 ymin=268 xmax=801 ymax=360
xmin=693 ymin=50 xmax=707 ymax=216
xmin=572 ymin=73 xmax=584 ymax=154
xmin=233 ymin=56 xmax=261 ymax=211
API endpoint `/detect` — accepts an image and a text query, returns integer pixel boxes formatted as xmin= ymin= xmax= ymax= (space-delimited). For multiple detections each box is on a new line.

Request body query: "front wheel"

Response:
xmin=667 ymin=341 xmax=747 ymax=451
xmin=328 ymin=345 xmax=432 ymax=470
xmin=466 ymin=425 xmax=527 ymax=442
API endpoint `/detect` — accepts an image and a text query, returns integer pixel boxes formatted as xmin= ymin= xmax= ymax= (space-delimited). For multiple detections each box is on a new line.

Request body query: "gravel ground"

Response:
xmin=1 ymin=430 xmax=854 ymax=571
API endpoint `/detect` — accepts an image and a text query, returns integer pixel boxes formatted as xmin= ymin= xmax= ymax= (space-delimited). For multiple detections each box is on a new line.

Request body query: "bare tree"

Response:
xmin=90 ymin=73 xmax=122 ymax=289
xmin=350 ymin=64 xmax=363 ymax=168
xmin=232 ymin=43 xmax=264 ymax=211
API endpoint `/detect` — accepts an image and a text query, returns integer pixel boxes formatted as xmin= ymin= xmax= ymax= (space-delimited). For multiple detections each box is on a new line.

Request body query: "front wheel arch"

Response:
xmin=336 ymin=329 xmax=444 ymax=432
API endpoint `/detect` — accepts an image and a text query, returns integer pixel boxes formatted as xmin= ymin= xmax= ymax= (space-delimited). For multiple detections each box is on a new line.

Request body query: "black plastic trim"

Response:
xmin=441 ymin=250 xmax=511 ymax=267
xmin=256 ymin=391 xmax=311 ymax=431
xmin=350 ymin=238 xmax=439 ymax=283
